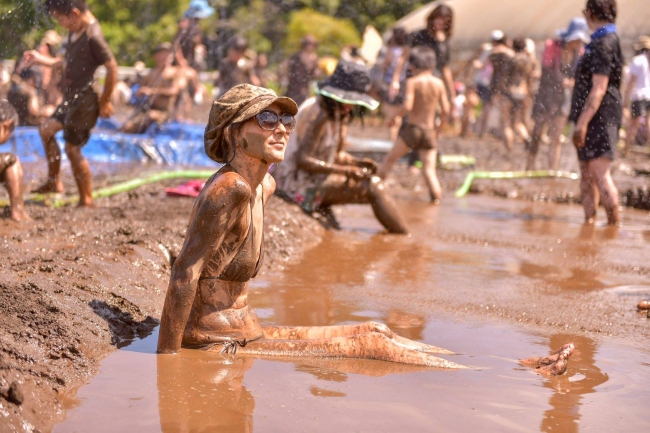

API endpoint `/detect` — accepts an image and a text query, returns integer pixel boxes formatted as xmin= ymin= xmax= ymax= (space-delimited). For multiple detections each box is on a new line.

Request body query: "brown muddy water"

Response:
xmin=54 ymin=196 xmax=650 ymax=432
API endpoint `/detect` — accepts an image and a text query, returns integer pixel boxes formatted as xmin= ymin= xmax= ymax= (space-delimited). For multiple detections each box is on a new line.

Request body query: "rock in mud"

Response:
xmin=1 ymin=381 xmax=25 ymax=405
xmin=520 ymin=343 xmax=575 ymax=376
xmin=637 ymin=300 xmax=650 ymax=311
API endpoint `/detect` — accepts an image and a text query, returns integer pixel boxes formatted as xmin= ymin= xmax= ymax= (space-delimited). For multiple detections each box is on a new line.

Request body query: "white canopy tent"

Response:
xmin=394 ymin=0 xmax=650 ymax=44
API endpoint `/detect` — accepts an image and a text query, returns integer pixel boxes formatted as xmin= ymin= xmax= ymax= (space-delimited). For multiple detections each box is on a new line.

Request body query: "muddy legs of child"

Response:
xmin=3 ymin=159 xmax=30 ymax=221
xmin=33 ymin=118 xmax=64 ymax=194
xmin=579 ymin=158 xmax=619 ymax=225
xmin=236 ymin=323 xmax=465 ymax=368
xmin=520 ymin=342 xmax=574 ymax=376
xmin=64 ymin=143 xmax=94 ymax=207
xmin=420 ymin=149 xmax=441 ymax=203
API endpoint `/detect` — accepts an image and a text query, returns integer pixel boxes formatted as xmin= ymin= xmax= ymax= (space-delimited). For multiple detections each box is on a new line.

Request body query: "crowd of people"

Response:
xmin=0 ymin=0 xmax=643 ymax=372
xmin=0 ymin=0 xmax=646 ymax=231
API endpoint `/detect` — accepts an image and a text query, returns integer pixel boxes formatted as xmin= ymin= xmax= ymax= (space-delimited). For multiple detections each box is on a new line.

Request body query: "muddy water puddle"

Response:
xmin=55 ymin=197 xmax=650 ymax=432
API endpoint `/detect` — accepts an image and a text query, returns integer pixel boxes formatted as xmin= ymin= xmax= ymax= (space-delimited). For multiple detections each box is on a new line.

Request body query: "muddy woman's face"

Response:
xmin=237 ymin=103 xmax=290 ymax=164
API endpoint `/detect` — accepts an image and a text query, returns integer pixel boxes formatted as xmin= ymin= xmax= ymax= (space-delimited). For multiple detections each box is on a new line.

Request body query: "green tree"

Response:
xmin=284 ymin=8 xmax=360 ymax=58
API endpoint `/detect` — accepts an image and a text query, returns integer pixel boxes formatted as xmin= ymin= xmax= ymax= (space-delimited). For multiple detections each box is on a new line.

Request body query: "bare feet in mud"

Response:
xmin=32 ymin=180 xmax=64 ymax=195
xmin=520 ymin=342 xmax=574 ymax=376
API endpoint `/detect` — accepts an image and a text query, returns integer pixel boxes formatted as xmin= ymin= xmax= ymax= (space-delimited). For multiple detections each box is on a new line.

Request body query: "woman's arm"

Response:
xmin=23 ymin=50 xmax=62 ymax=68
xmin=157 ymin=175 xmax=250 ymax=353
xmin=442 ymin=66 xmax=456 ymax=101
xmin=389 ymin=47 xmax=411 ymax=101
xmin=573 ymin=74 xmax=609 ymax=148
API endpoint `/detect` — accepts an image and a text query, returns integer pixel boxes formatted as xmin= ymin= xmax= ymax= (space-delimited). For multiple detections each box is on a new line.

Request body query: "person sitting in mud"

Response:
xmin=378 ymin=47 xmax=450 ymax=204
xmin=273 ymin=61 xmax=409 ymax=234
xmin=157 ymin=84 xmax=461 ymax=368
xmin=7 ymin=68 xmax=46 ymax=126
xmin=0 ymin=100 xmax=30 ymax=221
xmin=121 ymin=43 xmax=184 ymax=134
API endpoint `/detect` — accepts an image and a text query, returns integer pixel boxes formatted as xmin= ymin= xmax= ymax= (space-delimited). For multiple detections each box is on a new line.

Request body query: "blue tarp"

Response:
xmin=6 ymin=121 xmax=217 ymax=167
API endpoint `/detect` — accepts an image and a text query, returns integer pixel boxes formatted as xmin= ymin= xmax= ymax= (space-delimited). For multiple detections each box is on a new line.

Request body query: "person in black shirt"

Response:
xmin=390 ymin=4 xmax=456 ymax=104
xmin=569 ymin=0 xmax=622 ymax=225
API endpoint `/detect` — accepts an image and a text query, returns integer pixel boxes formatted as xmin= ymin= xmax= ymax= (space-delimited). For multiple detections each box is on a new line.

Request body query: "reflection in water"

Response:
xmin=540 ymin=334 xmax=608 ymax=433
xmin=157 ymin=352 xmax=255 ymax=432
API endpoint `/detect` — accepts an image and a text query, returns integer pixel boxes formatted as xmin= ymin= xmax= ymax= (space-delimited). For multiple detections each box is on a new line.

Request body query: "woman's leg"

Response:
xmin=526 ymin=117 xmax=547 ymax=170
xmin=579 ymin=160 xmax=599 ymax=223
xmin=319 ymin=175 xmax=409 ymax=234
xmin=588 ymin=157 xmax=620 ymax=225
xmin=262 ymin=322 xmax=453 ymax=354
xmin=624 ymin=116 xmax=640 ymax=157
xmin=547 ymin=115 xmax=565 ymax=171
xmin=498 ymin=95 xmax=514 ymax=151
xmin=240 ymin=332 xmax=465 ymax=368
xmin=420 ymin=149 xmax=441 ymax=202
xmin=378 ymin=137 xmax=411 ymax=179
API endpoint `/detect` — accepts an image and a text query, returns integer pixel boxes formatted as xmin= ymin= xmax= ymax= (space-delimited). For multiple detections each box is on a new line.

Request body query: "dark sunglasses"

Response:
xmin=255 ymin=110 xmax=296 ymax=132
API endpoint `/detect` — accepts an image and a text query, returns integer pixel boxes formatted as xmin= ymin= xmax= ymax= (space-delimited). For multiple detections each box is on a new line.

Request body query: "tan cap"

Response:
xmin=634 ymin=36 xmax=650 ymax=51
xmin=153 ymin=42 xmax=173 ymax=54
xmin=204 ymin=84 xmax=298 ymax=163
xmin=42 ymin=30 xmax=62 ymax=46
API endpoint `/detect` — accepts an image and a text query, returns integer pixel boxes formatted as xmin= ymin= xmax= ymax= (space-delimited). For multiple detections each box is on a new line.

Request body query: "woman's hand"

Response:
xmin=573 ymin=122 xmax=587 ymax=148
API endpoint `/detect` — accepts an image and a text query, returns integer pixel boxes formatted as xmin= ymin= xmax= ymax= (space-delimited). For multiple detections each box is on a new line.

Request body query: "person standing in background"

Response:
xmin=526 ymin=18 xmax=590 ymax=170
xmin=622 ymin=36 xmax=650 ymax=155
xmin=285 ymin=35 xmax=320 ymax=107
xmin=570 ymin=0 xmax=622 ymax=225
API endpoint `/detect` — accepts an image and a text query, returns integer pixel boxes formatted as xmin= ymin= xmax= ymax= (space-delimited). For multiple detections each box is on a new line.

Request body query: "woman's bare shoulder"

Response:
xmin=200 ymin=170 xmax=252 ymax=207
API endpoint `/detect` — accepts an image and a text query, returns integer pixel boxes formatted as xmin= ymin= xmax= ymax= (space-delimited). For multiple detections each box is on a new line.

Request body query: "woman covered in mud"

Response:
xmin=274 ymin=60 xmax=409 ymax=234
xmin=156 ymin=84 xmax=460 ymax=368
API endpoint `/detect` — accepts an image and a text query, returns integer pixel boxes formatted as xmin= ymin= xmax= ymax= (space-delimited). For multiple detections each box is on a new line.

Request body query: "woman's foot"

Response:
xmin=32 ymin=180 xmax=64 ymax=194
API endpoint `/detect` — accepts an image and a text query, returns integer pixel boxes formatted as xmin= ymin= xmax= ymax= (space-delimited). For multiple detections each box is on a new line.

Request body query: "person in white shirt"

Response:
xmin=623 ymin=36 xmax=650 ymax=155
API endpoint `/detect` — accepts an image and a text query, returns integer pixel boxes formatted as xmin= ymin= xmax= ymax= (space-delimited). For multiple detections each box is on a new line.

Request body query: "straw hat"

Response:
xmin=204 ymin=84 xmax=298 ymax=163
xmin=315 ymin=60 xmax=379 ymax=110
xmin=41 ymin=30 xmax=62 ymax=47
xmin=634 ymin=36 xmax=650 ymax=51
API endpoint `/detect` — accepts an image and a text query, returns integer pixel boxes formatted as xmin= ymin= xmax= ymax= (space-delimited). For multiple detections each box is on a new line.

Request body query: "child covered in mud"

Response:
xmin=0 ymin=100 xmax=30 ymax=221
xmin=23 ymin=0 xmax=118 ymax=207
xmin=378 ymin=47 xmax=450 ymax=203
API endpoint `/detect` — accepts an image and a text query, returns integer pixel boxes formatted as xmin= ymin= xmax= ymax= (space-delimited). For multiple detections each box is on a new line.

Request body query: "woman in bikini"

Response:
xmin=157 ymin=84 xmax=462 ymax=368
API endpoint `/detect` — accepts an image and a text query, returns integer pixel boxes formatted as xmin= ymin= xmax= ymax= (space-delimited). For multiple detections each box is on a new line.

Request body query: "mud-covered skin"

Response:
xmin=158 ymin=98 xmax=461 ymax=367
xmin=520 ymin=343 xmax=575 ymax=376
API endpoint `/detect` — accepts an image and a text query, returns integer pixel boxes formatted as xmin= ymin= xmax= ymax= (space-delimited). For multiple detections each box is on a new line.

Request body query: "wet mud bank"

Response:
xmin=0 ymin=179 xmax=323 ymax=432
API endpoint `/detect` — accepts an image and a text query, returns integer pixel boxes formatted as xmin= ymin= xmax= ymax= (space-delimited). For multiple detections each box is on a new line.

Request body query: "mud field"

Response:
xmin=0 ymin=127 xmax=649 ymax=432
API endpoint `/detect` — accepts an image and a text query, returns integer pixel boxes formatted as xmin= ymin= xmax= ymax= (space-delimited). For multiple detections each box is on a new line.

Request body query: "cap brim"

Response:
xmin=232 ymin=95 xmax=299 ymax=124
xmin=315 ymin=84 xmax=379 ymax=111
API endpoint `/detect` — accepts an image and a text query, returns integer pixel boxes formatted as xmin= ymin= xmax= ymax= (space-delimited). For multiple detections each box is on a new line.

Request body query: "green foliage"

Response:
xmin=87 ymin=0 xmax=189 ymax=66
xmin=231 ymin=0 xmax=272 ymax=53
xmin=0 ymin=0 xmax=425 ymax=64
xmin=284 ymin=9 xmax=361 ymax=58
xmin=0 ymin=1 xmax=50 ymax=58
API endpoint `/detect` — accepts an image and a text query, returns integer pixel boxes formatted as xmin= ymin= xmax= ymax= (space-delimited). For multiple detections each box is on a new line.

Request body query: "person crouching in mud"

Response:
xmin=157 ymin=84 xmax=461 ymax=368
xmin=273 ymin=61 xmax=409 ymax=234
xmin=377 ymin=47 xmax=450 ymax=204
xmin=0 ymin=100 xmax=30 ymax=221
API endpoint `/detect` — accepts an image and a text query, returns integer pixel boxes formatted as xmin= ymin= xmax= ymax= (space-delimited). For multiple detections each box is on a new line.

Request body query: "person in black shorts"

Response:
xmin=379 ymin=48 xmax=450 ymax=203
xmin=23 ymin=0 xmax=117 ymax=207
xmin=570 ymin=0 xmax=622 ymax=225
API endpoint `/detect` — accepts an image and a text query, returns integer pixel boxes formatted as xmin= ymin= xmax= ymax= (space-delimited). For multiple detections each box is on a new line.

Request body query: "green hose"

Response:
xmin=454 ymin=170 xmax=580 ymax=198
xmin=2 ymin=170 xmax=216 ymax=208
